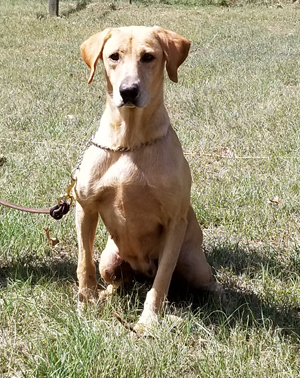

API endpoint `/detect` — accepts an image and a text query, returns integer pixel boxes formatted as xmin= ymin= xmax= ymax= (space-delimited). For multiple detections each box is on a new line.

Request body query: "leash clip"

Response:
xmin=50 ymin=177 xmax=76 ymax=220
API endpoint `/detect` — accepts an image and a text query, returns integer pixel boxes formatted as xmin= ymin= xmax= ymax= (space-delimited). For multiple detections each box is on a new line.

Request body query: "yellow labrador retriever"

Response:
xmin=76 ymin=26 xmax=222 ymax=331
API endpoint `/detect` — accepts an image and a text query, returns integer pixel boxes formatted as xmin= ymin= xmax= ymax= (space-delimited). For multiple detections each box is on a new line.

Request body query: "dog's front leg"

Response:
xmin=76 ymin=202 xmax=99 ymax=301
xmin=135 ymin=217 xmax=188 ymax=332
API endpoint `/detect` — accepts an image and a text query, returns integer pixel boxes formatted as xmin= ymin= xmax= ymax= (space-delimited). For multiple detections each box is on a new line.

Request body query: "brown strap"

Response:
xmin=0 ymin=198 xmax=71 ymax=220
xmin=0 ymin=198 xmax=50 ymax=214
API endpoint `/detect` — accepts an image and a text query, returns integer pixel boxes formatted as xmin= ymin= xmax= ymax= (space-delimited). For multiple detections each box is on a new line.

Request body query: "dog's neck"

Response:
xmin=94 ymin=93 xmax=170 ymax=150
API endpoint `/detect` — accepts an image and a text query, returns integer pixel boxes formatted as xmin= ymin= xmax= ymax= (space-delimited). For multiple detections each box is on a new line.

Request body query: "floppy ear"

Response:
xmin=80 ymin=28 xmax=112 ymax=84
xmin=153 ymin=27 xmax=191 ymax=83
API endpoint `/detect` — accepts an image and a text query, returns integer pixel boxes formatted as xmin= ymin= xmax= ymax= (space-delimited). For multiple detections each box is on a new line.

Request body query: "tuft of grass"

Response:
xmin=1 ymin=1 xmax=300 ymax=377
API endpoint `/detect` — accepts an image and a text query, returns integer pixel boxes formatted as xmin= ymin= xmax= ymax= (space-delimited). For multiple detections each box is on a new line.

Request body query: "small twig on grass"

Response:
xmin=113 ymin=312 xmax=138 ymax=335
xmin=43 ymin=227 xmax=59 ymax=247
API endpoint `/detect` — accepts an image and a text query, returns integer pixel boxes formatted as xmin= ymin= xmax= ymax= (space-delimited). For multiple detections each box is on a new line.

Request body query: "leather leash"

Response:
xmin=0 ymin=198 xmax=50 ymax=214
xmin=0 ymin=178 xmax=76 ymax=220
xmin=0 ymin=198 xmax=70 ymax=220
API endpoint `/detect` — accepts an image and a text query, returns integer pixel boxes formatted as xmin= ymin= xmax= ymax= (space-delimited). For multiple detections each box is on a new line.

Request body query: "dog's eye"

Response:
xmin=109 ymin=53 xmax=120 ymax=61
xmin=141 ymin=53 xmax=155 ymax=63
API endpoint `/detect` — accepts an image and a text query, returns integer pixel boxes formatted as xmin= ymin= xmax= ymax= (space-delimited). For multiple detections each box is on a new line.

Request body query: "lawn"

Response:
xmin=0 ymin=0 xmax=300 ymax=376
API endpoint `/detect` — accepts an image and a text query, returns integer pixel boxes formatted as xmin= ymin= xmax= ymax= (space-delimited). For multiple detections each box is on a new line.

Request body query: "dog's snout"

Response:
xmin=119 ymin=81 xmax=139 ymax=105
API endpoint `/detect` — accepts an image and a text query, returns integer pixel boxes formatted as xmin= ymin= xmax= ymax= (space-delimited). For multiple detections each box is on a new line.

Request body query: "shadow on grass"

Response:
xmin=1 ymin=244 xmax=299 ymax=340
xmin=60 ymin=0 xmax=117 ymax=18
xmin=0 ymin=249 xmax=78 ymax=288
xmin=168 ymin=284 xmax=300 ymax=340
xmin=168 ymin=242 xmax=300 ymax=340
xmin=207 ymin=243 xmax=300 ymax=278
xmin=60 ymin=0 xmax=91 ymax=17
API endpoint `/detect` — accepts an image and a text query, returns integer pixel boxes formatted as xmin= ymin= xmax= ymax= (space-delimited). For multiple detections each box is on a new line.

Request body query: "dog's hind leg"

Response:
xmin=175 ymin=206 xmax=223 ymax=295
xmin=99 ymin=236 xmax=135 ymax=287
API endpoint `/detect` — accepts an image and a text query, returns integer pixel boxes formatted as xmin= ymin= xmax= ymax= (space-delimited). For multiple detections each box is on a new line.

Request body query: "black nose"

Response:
xmin=119 ymin=82 xmax=139 ymax=104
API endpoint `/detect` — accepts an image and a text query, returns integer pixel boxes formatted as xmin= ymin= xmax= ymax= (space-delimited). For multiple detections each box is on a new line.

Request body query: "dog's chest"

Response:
xmin=98 ymin=154 xmax=163 ymax=215
xmin=97 ymin=154 xmax=168 ymax=258
xmin=83 ymin=149 xmax=188 ymax=221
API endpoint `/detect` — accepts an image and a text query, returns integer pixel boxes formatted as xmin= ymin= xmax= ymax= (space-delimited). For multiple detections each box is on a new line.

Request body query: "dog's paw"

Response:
xmin=78 ymin=286 xmax=98 ymax=303
xmin=77 ymin=284 xmax=115 ymax=306
xmin=77 ymin=287 xmax=98 ymax=316
xmin=133 ymin=309 xmax=159 ymax=337
xmin=77 ymin=284 xmax=116 ymax=316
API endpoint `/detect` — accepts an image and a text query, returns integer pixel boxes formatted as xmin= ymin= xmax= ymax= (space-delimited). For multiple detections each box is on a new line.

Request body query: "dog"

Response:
xmin=75 ymin=26 xmax=222 ymax=332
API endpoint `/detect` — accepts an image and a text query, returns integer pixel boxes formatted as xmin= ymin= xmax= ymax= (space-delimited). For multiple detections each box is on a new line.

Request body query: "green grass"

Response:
xmin=1 ymin=0 xmax=300 ymax=376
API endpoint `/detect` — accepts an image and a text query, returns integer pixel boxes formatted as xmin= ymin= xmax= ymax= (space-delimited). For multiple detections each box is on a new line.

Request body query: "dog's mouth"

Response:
xmin=120 ymin=101 xmax=138 ymax=108
xmin=117 ymin=97 xmax=146 ymax=109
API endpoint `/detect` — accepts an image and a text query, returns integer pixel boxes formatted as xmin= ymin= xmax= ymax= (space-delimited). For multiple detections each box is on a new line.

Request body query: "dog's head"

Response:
xmin=80 ymin=26 xmax=190 ymax=108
